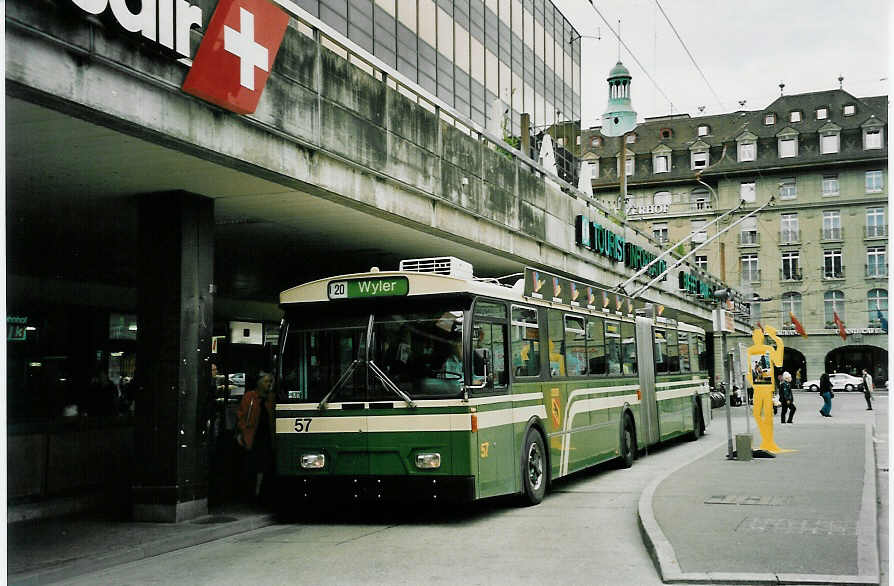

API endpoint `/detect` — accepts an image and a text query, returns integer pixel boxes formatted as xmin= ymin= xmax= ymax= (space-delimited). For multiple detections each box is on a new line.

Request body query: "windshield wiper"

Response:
xmin=368 ymin=360 xmax=416 ymax=408
xmin=317 ymin=359 xmax=362 ymax=410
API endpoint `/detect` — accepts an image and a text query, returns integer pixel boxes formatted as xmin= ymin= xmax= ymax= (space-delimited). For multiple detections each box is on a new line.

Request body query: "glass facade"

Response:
xmin=299 ymin=0 xmax=580 ymax=134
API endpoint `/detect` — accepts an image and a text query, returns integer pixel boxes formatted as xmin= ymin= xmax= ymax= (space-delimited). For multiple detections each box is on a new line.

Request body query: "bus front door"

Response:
xmin=635 ymin=317 xmax=660 ymax=446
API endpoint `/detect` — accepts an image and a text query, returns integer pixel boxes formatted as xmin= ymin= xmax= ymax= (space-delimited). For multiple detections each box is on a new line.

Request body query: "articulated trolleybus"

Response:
xmin=275 ymin=257 xmax=710 ymax=505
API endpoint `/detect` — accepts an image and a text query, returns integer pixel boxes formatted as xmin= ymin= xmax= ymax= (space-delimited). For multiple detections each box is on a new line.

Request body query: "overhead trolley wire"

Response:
xmin=586 ymin=3 xmax=677 ymax=112
xmin=652 ymin=0 xmax=724 ymax=111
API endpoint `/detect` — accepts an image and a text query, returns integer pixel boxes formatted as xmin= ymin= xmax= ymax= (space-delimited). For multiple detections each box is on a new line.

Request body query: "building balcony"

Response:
xmin=779 ymin=230 xmax=801 ymax=245
xmin=822 ymin=267 xmax=845 ymax=280
xmin=741 ymin=270 xmax=761 ymax=284
xmin=780 ymin=268 xmax=803 ymax=282
xmin=690 ymin=201 xmax=712 ymax=212
xmin=864 ymin=225 xmax=888 ymax=240
xmin=821 ymin=227 xmax=844 ymax=242
xmin=866 ymin=264 xmax=888 ymax=278
xmin=738 ymin=232 xmax=759 ymax=247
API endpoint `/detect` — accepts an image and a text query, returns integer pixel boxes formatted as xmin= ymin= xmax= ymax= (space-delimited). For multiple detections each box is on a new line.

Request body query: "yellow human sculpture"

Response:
xmin=746 ymin=325 xmax=784 ymax=453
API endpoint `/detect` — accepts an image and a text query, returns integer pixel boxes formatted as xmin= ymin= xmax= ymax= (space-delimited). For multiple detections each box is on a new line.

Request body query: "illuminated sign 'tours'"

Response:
xmin=574 ymin=215 xmax=666 ymax=278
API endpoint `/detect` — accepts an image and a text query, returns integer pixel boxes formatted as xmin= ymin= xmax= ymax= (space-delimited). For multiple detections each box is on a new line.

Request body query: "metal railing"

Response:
xmin=821 ymin=227 xmax=844 ymax=241
xmin=864 ymin=225 xmax=888 ymax=239
xmin=780 ymin=268 xmax=803 ymax=281
xmin=823 ymin=267 xmax=845 ymax=279
xmin=779 ymin=229 xmax=801 ymax=244
xmin=866 ymin=264 xmax=888 ymax=278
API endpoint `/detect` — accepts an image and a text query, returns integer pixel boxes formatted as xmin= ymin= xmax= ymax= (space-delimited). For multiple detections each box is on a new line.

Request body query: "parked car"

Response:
xmin=802 ymin=372 xmax=864 ymax=392
xmin=228 ymin=372 xmax=246 ymax=387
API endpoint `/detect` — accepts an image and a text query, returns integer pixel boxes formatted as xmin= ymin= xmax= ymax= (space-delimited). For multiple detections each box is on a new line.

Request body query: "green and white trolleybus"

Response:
xmin=275 ymin=257 xmax=711 ymax=505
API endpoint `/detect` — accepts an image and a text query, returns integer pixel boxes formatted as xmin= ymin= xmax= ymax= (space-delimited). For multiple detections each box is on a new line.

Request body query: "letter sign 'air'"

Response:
xmin=182 ymin=0 xmax=289 ymax=114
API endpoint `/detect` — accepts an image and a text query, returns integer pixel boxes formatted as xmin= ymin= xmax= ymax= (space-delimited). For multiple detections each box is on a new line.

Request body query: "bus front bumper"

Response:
xmin=277 ymin=475 xmax=476 ymax=504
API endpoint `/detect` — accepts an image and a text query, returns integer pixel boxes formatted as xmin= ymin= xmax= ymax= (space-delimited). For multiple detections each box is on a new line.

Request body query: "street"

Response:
xmin=57 ymin=391 xmax=885 ymax=586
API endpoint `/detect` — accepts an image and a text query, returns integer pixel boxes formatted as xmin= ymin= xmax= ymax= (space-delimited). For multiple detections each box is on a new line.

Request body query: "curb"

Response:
xmin=9 ymin=514 xmax=278 ymax=586
xmin=637 ymin=422 xmax=881 ymax=585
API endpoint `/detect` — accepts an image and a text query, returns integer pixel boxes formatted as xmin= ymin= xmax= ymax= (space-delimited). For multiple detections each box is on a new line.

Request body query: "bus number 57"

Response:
xmin=294 ymin=418 xmax=313 ymax=432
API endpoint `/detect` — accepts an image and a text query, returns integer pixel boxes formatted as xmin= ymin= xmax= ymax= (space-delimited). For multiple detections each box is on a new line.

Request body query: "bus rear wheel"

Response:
xmin=521 ymin=429 xmax=546 ymax=505
xmin=620 ymin=416 xmax=636 ymax=468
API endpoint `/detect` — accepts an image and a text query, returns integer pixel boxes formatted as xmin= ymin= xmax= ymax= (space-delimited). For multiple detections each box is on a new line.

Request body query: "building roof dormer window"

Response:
xmin=736 ymin=131 xmax=758 ymax=162
xmin=816 ymin=107 xmax=828 ymax=120
xmin=626 ymin=133 xmax=637 ymax=144
xmin=764 ymin=113 xmax=776 ymax=125
xmin=660 ymin=128 xmax=672 ymax=139
xmin=690 ymin=140 xmax=710 ymax=170
xmin=652 ymin=144 xmax=672 ymax=174
xmin=697 ymin=125 xmax=709 ymax=136
xmin=790 ymin=111 xmax=802 ymax=123
xmin=862 ymin=116 xmax=885 ymax=150
xmin=843 ymin=104 xmax=856 ymax=116
xmin=776 ymin=127 xmax=799 ymax=158
xmin=819 ymin=122 xmax=841 ymax=154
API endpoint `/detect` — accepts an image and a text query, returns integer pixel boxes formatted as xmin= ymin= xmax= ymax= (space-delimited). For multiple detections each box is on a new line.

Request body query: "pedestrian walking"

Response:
xmin=236 ymin=371 xmax=276 ymax=501
xmin=779 ymin=371 xmax=796 ymax=423
xmin=818 ymin=372 xmax=833 ymax=417
xmin=861 ymin=368 xmax=874 ymax=410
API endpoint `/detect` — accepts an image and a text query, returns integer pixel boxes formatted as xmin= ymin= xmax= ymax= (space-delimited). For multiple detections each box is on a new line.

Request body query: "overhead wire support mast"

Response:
xmin=626 ymin=195 xmax=776 ymax=300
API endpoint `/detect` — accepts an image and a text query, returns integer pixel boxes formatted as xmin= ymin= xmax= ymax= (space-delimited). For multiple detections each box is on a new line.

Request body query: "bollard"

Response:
xmin=735 ymin=434 xmax=753 ymax=461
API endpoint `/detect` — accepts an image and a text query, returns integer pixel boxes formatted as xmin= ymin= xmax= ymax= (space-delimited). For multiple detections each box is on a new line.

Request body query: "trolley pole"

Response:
xmin=713 ymin=305 xmax=735 ymax=459
xmin=721 ymin=330 xmax=733 ymax=459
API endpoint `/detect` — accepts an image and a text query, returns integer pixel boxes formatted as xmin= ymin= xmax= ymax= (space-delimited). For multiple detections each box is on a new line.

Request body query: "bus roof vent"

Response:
xmin=399 ymin=257 xmax=474 ymax=279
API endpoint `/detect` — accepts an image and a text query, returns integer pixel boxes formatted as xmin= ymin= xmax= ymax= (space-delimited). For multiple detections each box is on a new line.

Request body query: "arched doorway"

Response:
xmin=825 ymin=345 xmax=888 ymax=385
xmin=783 ymin=347 xmax=807 ymax=389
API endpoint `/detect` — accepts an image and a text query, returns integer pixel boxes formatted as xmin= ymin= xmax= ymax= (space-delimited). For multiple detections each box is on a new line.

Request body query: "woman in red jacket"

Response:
xmin=237 ymin=372 xmax=275 ymax=499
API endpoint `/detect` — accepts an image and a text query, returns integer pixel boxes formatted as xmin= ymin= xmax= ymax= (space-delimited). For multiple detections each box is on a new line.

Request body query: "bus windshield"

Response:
xmin=279 ymin=299 xmax=468 ymax=403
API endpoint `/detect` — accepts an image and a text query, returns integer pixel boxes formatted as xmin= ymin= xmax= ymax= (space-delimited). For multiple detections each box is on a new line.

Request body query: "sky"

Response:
xmin=553 ymin=0 xmax=891 ymax=128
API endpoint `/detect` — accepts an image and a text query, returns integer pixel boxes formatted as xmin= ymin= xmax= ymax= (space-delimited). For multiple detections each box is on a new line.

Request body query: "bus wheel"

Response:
xmin=521 ymin=429 xmax=546 ymax=505
xmin=619 ymin=416 xmax=636 ymax=468
xmin=687 ymin=404 xmax=703 ymax=441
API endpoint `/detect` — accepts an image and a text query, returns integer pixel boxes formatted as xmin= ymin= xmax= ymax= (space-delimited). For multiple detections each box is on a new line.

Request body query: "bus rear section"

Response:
xmin=274 ymin=296 xmax=481 ymax=503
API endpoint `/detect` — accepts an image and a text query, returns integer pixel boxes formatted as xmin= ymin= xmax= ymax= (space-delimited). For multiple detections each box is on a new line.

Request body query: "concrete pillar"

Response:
xmin=133 ymin=191 xmax=214 ymax=522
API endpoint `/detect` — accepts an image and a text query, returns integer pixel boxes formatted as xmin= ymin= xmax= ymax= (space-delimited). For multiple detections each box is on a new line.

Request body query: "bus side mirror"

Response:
xmin=468 ymin=348 xmax=490 ymax=390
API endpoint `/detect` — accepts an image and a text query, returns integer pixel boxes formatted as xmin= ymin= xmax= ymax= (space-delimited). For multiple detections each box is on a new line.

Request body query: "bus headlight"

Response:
xmin=415 ymin=453 xmax=441 ymax=469
xmin=300 ymin=453 xmax=325 ymax=469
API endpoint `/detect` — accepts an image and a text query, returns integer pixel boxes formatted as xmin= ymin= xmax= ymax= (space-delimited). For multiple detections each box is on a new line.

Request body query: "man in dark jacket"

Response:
xmin=779 ymin=371 xmax=795 ymax=423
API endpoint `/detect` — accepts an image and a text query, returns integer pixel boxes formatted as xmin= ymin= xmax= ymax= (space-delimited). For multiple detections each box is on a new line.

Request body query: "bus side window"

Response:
xmin=654 ymin=329 xmax=668 ymax=373
xmin=511 ymin=306 xmax=540 ymax=377
xmin=604 ymin=320 xmax=621 ymax=375
xmin=564 ymin=315 xmax=587 ymax=376
xmin=472 ymin=322 xmax=508 ymax=388
xmin=688 ymin=333 xmax=699 ymax=372
xmin=678 ymin=332 xmax=691 ymax=373
xmin=547 ymin=309 xmax=566 ymax=377
xmin=587 ymin=316 xmax=606 ymax=375
xmin=667 ymin=330 xmax=680 ymax=373
xmin=697 ymin=335 xmax=708 ymax=371
xmin=621 ymin=321 xmax=637 ymax=375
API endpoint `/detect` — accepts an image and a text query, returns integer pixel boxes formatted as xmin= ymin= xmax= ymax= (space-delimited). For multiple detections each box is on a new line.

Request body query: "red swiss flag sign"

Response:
xmin=182 ymin=0 xmax=290 ymax=115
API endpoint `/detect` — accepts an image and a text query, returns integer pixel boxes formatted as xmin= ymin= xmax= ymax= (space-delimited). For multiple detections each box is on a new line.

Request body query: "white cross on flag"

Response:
xmin=182 ymin=0 xmax=289 ymax=115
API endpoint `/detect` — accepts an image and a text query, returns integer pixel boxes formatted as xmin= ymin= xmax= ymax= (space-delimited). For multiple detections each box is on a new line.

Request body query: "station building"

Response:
xmin=583 ymin=87 xmax=888 ymax=387
xmin=6 ymin=0 xmax=737 ymax=521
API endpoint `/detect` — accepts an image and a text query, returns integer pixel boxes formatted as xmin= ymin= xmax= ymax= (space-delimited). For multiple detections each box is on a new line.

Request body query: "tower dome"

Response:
xmin=601 ymin=61 xmax=636 ymax=137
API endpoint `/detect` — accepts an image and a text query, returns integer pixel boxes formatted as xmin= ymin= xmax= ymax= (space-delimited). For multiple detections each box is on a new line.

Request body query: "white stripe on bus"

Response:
xmin=559 ymin=392 xmax=639 ymax=476
xmin=558 ymin=384 xmax=639 ymax=476
xmin=275 ymin=413 xmax=473 ymax=433
xmin=276 ymin=392 xmax=544 ymax=413
xmin=656 ymin=387 xmax=699 ymax=400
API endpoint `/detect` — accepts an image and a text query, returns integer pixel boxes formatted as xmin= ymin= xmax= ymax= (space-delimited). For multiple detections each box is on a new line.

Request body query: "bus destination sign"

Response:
xmin=328 ymin=277 xmax=409 ymax=300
